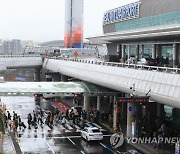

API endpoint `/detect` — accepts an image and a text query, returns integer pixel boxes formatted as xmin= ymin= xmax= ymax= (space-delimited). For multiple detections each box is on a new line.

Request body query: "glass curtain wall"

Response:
xmin=164 ymin=105 xmax=180 ymax=130
xmin=144 ymin=44 xmax=153 ymax=58
xmin=129 ymin=45 xmax=136 ymax=58
xmin=177 ymin=44 xmax=180 ymax=67
xmin=124 ymin=45 xmax=136 ymax=61
xmin=161 ymin=45 xmax=173 ymax=67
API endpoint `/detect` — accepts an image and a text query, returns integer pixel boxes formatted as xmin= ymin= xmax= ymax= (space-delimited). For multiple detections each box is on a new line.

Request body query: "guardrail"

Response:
xmin=48 ymin=57 xmax=180 ymax=74
xmin=0 ymin=55 xmax=41 ymax=58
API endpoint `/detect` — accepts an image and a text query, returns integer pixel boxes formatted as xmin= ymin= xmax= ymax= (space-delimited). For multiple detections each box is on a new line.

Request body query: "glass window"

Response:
xmin=129 ymin=45 xmax=136 ymax=57
xmin=144 ymin=44 xmax=152 ymax=58
xmin=161 ymin=45 xmax=173 ymax=66
xmin=91 ymin=129 xmax=100 ymax=133
xmin=115 ymin=11 xmax=180 ymax=32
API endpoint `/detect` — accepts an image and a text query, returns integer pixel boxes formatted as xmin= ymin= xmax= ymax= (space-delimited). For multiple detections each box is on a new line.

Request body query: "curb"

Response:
xmin=9 ymin=131 xmax=22 ymax=154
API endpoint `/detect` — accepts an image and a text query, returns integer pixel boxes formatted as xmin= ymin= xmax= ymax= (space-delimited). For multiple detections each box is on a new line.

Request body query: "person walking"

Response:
xmin=27 ymin=113 xmax=32 ymax=129
xmin=62 ymin=115 xmax=66 ymax=127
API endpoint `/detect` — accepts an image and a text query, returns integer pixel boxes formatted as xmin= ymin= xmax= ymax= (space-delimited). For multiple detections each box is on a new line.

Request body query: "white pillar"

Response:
xmin=127 ymin=45 xmax=130 ymax=60
xmin=152 ymin=44 xmax=156 ymax=59
xmin=83 ymin=96 xmax=90 ymax=112
xmin=109 ymin=96 xmax=113 ymax=104
xmin=135 ymin=45 xmax=139 ymax=63
xmin=121 ymin=45 xmax=125 ymax=62
xmin=173 ymin=43 xmax=177 ymax=67
xmin=97 ymin=96 xmax=101 ymax=111
xmin=127 ymin=102 xmax=137 ymax=137
xmin=117 ymin=44 xmax=120 ymax=54
xmin=113 ymin=96 xmax=117 ymax=130
xmin=141 ymin=45 xmax=144 ymax=59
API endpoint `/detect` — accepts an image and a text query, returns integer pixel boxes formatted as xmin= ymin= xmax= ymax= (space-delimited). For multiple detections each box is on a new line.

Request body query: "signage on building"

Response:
xmin=103 ymin=1 xmax=140 ymax=25
xmin=117 ymin=96 xmax=149 ymax=103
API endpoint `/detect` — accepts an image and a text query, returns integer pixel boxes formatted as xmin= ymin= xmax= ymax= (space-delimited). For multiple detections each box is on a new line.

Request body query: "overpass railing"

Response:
xmin=0 ymin=55 xmax=41 ymax=58
xmin=48 ymin=57 xmax=180 ymax=74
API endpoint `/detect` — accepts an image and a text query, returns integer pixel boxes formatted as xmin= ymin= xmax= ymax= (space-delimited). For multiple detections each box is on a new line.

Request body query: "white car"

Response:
xmin=81 ymin=127 xmax=103 ymax=141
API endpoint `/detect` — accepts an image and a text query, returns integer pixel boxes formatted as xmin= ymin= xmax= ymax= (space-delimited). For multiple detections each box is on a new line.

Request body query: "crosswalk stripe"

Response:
xmin=59 ymin=125 xmax=66 ymax=130
xmin=65 ymin=123 xmax=73 ymax=130
xmin=85 ymin=123 xmax=92 ymax=127
xmin=74 ymin=125 xmax=81 ymax=130
xmin=92 ymin=123 xmax=102 ymax=129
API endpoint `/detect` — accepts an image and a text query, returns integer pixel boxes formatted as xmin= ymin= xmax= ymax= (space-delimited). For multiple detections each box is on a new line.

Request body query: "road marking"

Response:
xmin=74 ymin=125 xmax=81 ymax=130
xmin=50 ymin=134 xmax=111 ymax=139
xmin=92 ymin=123 xmax=102 ymax=128
xmin=100 ymin=142 xmax=114 ymax=154
xmin=65 ymin=123 xmax=73 ymax=130
xmin=59 ymin=124 xmax=65 ymax=129
xmin=52 ymin=136 xmax=81 ymax=139
xmin=103 ymin=134 xmax=113 ymax=137
xmin=85 ymin=123 xmax=91 ymax=127
xmin=81 ymin=150 xmax=85 ymax=154
xmin=68 ymin=137 xmax=76 ymax=145
xmin=44 ymin=138 xmax=55 ymax=154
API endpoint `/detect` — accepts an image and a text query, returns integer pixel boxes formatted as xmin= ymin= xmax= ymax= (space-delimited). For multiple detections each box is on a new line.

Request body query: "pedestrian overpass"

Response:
xmin=43 ymin=58 xmax=180 ymax=109
xmin=0 ymin=55 xmax=179 ymax=109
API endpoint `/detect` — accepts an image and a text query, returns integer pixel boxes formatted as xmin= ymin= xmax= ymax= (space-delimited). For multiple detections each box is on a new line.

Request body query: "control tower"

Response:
xmin=64 ymin=0 xmax=83 ymax=48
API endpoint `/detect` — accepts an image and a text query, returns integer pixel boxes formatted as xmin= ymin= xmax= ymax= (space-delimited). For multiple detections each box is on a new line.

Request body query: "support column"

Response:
xmin=117 ymin=44 xmax=120 ymax=55
xmin=127 ymin=102 xmax=140 ymax=137
xmin=127 ymin=45 xmax=130 ymax=60
xmin=156 ymin=44 xmax=160 ymax=57
xmin=121 ymin=45 xmax=125 ymax=63
xmin=34 ymin=68 xmax=41 ymax=82
xmin=97 ymin=96 xmax=101 ymax=112
xmin=109 ymin=96 xmax=113 ymax=104
xmin=113 ymin=96 xmax=118 ymax=131
xmin=141 ymin=45 xmax=144 ymax=59
xmin=173 ymin=43 xmax=177 ymax=68
xmin=52 ymin=73 xmax=61 ymax=81
xmin=135 ymin=45 xmax=139 ymax=63
xmin=61 ymin=74 xmax=68 ymax=82
xmin=156 ymin=103 xmax=164 ymax=119
xmin=83 ymin=96 xmax=90 ymax=112
xmin=45 ymin=75 xmax=52 ymax=82
xmin=152 ymin=44 xmax=156 ymax=59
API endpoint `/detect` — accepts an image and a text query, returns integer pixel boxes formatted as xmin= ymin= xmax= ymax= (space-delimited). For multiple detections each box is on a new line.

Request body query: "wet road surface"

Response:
xmin=2 ymin=96 xmax=141 ymax=154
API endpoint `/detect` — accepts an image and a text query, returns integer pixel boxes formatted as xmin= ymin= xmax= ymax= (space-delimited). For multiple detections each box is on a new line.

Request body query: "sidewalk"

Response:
xmin=52 ymin=98 xmax=175 ymax=154
xmin=0 ymin=131 xmax=16 ymax=154
xmin=101 ymin=122 xmax=175 ymax=154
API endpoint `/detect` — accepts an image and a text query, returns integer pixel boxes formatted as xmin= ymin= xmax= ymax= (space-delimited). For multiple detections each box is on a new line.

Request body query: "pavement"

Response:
xmin=57 ymin=97 xmax=175 ymax=154
xmin=100 ymin=119 xmax=175 ymax=154
xmin=1 ymin=96 xmax=176 ymax=154
xmin=0 ymin=131 xmax=16 ymax=154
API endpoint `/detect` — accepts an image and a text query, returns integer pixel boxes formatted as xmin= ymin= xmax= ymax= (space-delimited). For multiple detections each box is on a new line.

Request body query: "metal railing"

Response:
xmin=48 ymin=57 xmax=180 ymax=74
xmin=0 ymin=55 xmax=41 ymax=58
xmin=1 ymin=55 xmax=179 ymax=74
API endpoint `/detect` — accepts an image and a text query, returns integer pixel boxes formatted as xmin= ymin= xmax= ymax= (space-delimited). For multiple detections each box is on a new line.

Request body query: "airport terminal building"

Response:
xmin=89 ymin=0 xmax=180 ymax=67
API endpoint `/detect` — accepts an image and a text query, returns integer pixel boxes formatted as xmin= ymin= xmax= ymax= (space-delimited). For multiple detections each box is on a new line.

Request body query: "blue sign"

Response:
xmin=103 ymin=1 xmax=140 ymax=25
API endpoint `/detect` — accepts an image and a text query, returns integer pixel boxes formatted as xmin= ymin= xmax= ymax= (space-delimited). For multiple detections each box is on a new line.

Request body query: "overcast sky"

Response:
xmin=0 ymin=0 xmax=136 ymax=42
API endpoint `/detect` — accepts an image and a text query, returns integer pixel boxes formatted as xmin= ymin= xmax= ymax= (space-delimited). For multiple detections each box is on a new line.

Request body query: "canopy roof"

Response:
xmin=0 ymin=81 xmax=118 ymax=96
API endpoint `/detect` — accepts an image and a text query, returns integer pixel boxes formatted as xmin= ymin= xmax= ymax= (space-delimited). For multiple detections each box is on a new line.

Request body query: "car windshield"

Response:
xmin=91 ymin=129 xmax=100 ymax=133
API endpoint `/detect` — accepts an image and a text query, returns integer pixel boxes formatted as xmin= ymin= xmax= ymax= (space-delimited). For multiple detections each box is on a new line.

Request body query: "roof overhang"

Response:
xmin=0 ymin=81 xmax=119 ymax=96
xmin=88 ymin=24 xmax=180 ymax=43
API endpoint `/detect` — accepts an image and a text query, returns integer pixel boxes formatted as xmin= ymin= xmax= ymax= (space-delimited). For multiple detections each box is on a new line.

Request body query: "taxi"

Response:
xmin=81 ymin=126 xmax=103 ymax=141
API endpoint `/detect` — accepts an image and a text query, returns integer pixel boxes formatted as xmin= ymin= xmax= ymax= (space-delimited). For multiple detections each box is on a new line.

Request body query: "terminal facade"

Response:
xmin=97 ymin=0 xmax=180 ymax=135
xmin=91 ymin=0 xmax=180 ymax=68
